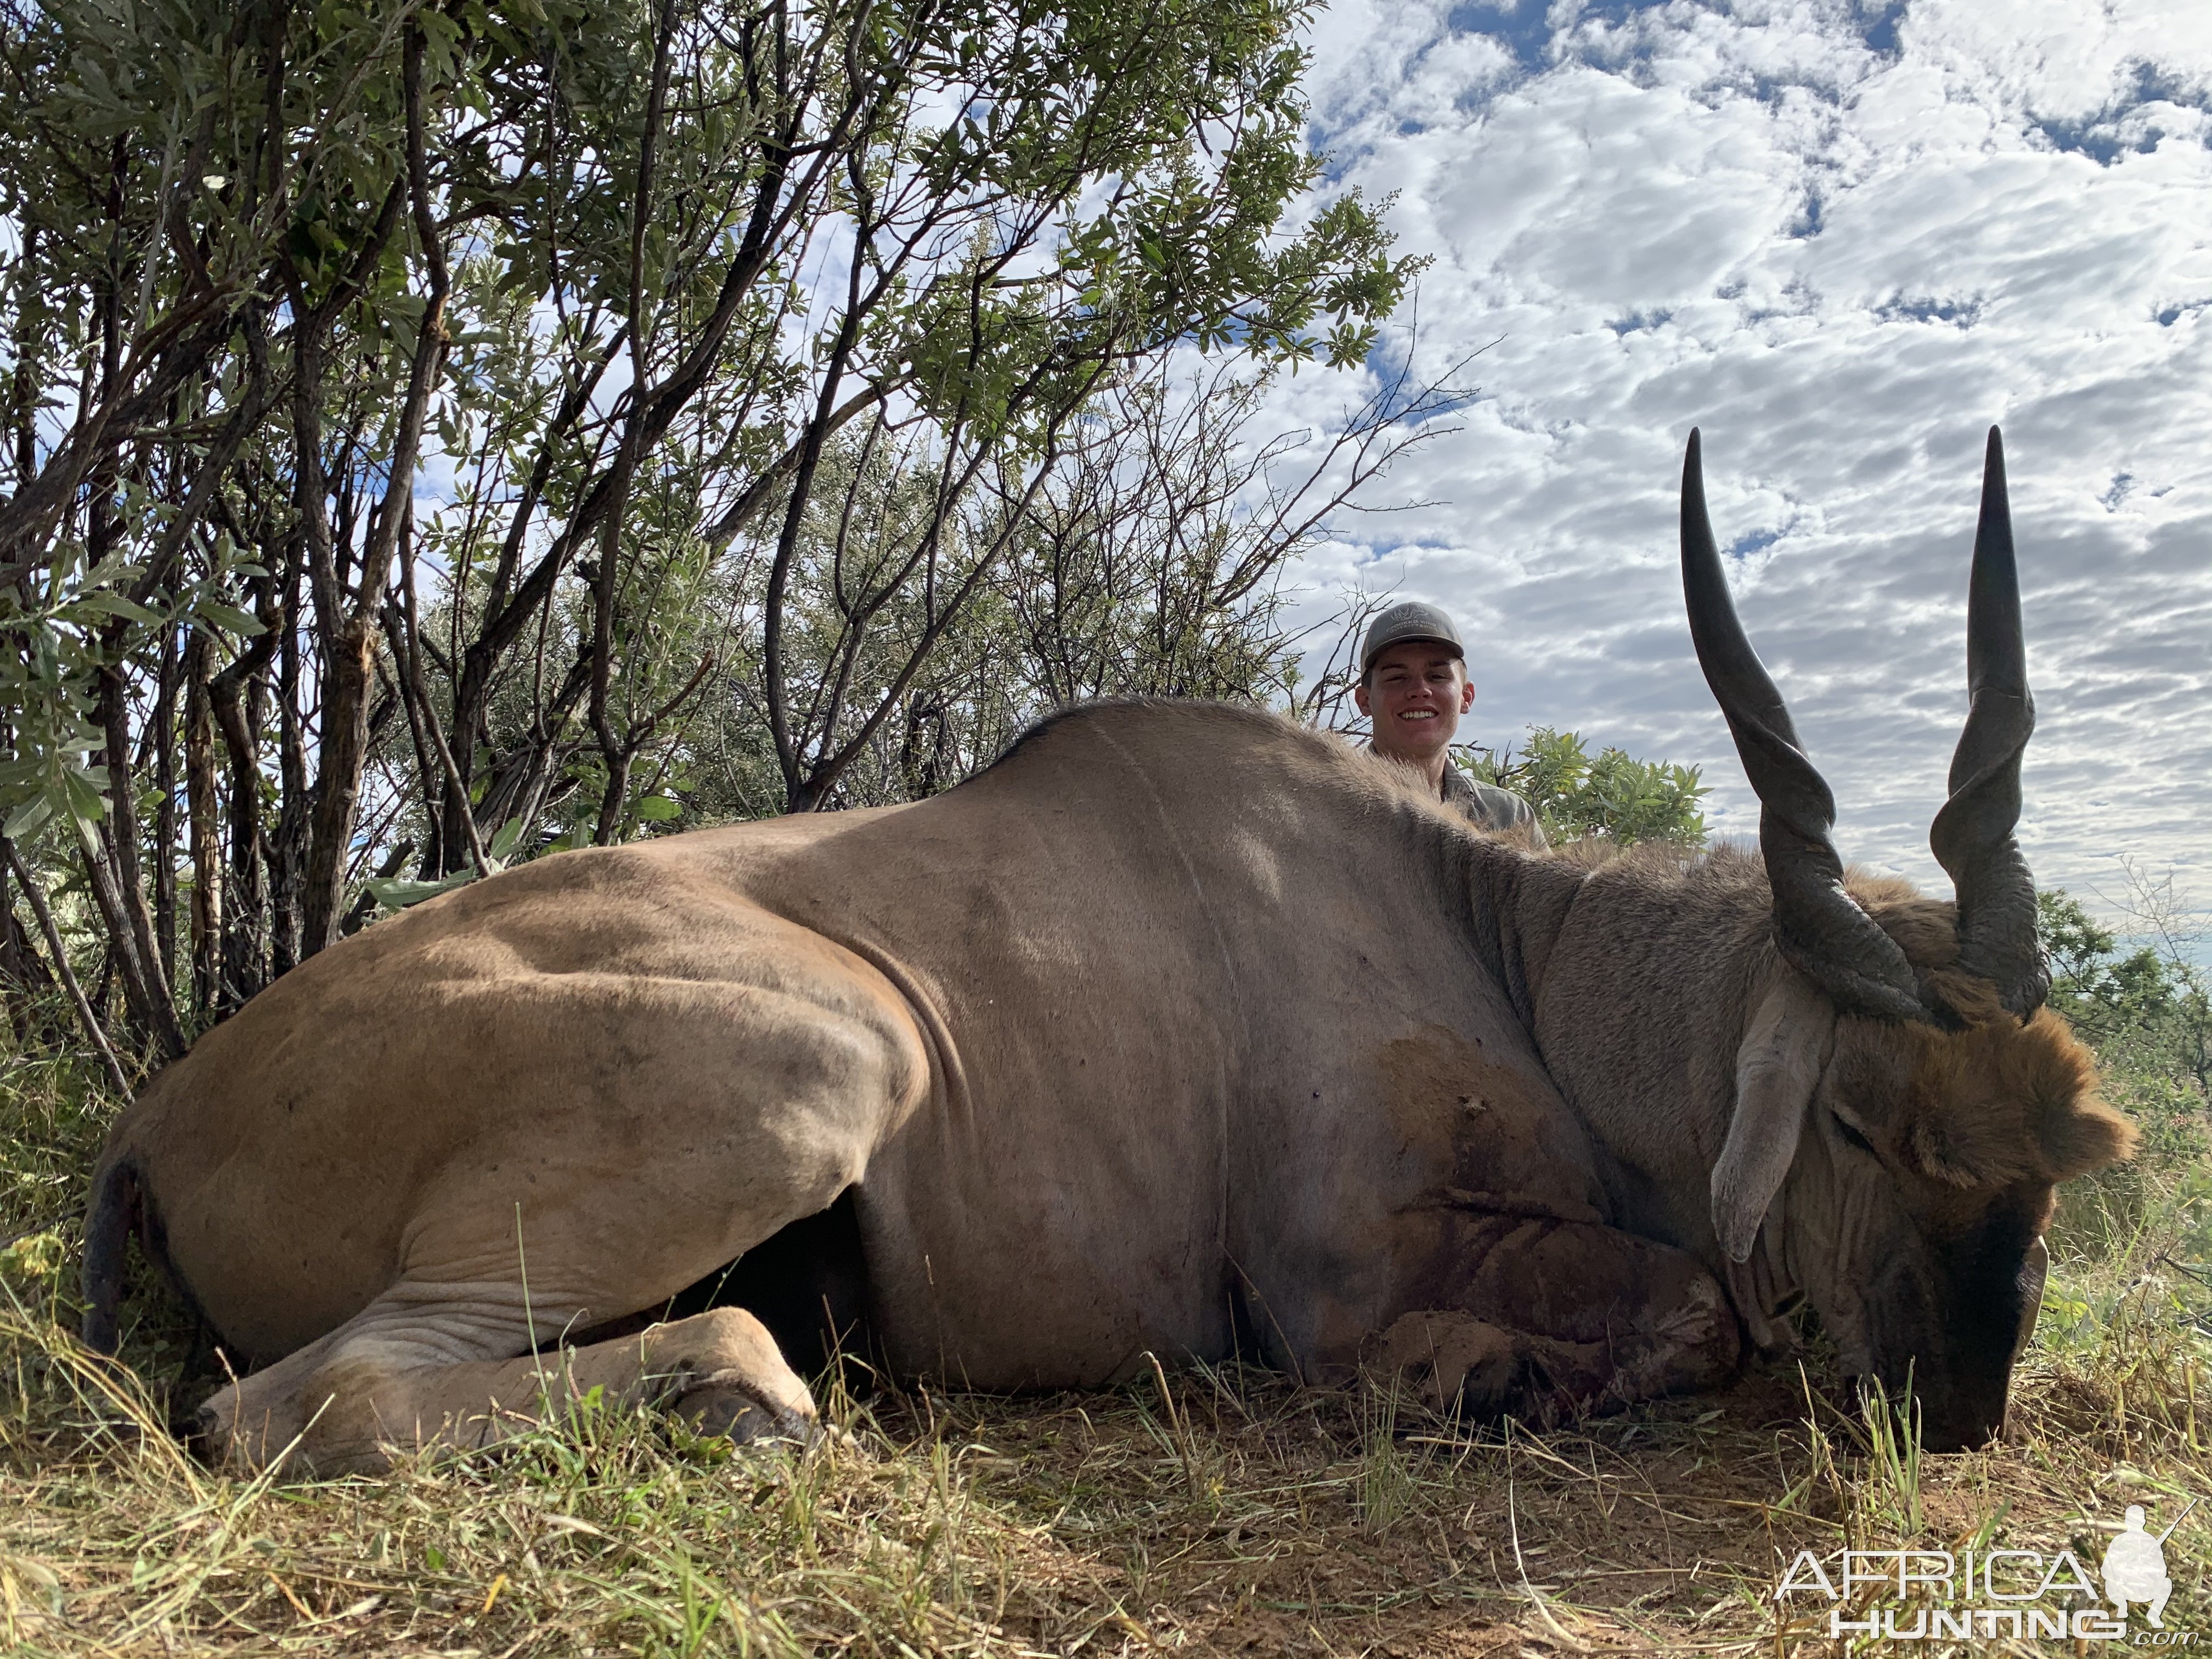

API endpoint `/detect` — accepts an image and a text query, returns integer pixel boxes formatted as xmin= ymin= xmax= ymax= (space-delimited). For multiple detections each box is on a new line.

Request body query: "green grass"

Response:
xmin=4 ymin=1022 xmax=2210 ymax=1656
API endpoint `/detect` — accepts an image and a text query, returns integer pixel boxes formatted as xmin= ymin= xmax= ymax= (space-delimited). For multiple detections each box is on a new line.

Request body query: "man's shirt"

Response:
xmin=1361 ymin=740 xmax=1549 ymax=847
xmin=1440 ymin=763 xmax=1549 ymax=848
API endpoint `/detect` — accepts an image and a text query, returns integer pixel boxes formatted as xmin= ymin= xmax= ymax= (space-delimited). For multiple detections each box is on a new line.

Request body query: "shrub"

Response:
xmin=1461 ymin=725 xmax=1711 ymax=846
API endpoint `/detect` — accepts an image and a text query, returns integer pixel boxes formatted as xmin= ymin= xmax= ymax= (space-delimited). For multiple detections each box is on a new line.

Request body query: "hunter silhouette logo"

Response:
xmin=2103 ymin=1500 xmax=2193 ymax=1630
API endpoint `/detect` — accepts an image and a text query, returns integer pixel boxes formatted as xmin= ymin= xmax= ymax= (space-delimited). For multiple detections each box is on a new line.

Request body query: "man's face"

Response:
xmin=1355 ymin=640 xmax=1475 ymax=761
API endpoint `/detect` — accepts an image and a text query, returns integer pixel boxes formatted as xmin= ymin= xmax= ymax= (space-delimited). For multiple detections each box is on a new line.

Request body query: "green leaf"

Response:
xmin=60 ymin=769 xmax=110 ymax=828
xmin=73 ymin=591 xmax=162 ymax=626
xmin=2 ymin=798 xmax=54 ymax=839
xmin=195 ymin=601 xmax=266 ymax=637
xmin=364 ymin=868 xmax=478 ymax=913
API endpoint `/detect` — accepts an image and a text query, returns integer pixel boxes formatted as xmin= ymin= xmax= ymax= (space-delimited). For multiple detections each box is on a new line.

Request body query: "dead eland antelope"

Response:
xmin=81 ymin=428 xmax=2130 ymax=1470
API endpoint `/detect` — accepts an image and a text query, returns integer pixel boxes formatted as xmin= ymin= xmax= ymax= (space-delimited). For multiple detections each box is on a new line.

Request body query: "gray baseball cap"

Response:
xmin=1360 ymin=601 xmax=1464 ymax=675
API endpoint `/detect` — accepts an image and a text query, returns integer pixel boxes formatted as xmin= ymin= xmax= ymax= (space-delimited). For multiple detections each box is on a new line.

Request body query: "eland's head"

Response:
xmin=1685 ymin=428 xmax=2135 ymax=1449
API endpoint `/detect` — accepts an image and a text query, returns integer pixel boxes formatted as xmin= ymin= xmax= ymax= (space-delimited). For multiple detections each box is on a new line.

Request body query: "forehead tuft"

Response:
xmin=1823 ymin=874 xmax=2134 ymax=1184
xmin=1847 ymin=879 xmax=1961 ymax=973
xmin=1901 ymin=1008 xmax=2131 ymax=1187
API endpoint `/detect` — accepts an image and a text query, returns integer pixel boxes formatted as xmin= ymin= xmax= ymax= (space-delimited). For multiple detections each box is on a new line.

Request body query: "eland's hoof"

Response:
xmin=675 ymin=1370 xmax=816 ymax=1444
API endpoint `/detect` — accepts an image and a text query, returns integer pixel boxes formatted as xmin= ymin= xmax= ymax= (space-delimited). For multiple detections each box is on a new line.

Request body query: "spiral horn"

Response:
xmin=1929 ymin=427 xmax=2048 ymax=1020
xmin=1680 ymin=430 xmax=1926 ymax=1022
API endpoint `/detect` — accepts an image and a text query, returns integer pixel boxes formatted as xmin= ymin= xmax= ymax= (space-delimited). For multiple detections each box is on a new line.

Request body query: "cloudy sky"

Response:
xmin=1272 ymin=0 xmax=2210 ymax=947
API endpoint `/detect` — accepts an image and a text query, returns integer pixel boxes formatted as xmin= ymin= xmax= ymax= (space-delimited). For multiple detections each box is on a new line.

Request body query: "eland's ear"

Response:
xmin=1712 ymin=967 xmax=1836 ymax=1262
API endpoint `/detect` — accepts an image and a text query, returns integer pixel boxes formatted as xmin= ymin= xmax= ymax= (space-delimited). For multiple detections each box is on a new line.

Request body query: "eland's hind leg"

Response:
xmin=202 ymin=1303 xmax=814 ymax=1472
xmin=196 ymin=940 xmax=926 ymax=1474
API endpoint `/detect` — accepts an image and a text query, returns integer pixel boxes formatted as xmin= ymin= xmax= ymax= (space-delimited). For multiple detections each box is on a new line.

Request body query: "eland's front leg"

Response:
xmin=1366 ymin=1214 xmax=1739 ymax=1419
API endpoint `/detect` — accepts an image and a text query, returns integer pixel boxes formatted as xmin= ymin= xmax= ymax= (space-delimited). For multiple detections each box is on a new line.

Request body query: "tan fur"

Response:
xmin=1904 ymin=1012 xmax=2132 ymax=1186
xmin=97 ymin=704 xmax=1758 ymax=1472
xmin=1851 ymin=878 xmax=1963 ymax=971
xmin=85 ymin=702 xmax=2130 ymax=1468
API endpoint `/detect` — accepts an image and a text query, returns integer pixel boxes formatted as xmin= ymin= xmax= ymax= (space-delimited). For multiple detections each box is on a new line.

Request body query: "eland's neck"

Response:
xmin=1462 ymin=840 xmax=1775 ymax=1261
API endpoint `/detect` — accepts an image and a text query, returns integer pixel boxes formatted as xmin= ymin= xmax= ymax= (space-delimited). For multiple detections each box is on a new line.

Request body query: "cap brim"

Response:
xmin=1362 ymin=634 xmax=1465 ymax=674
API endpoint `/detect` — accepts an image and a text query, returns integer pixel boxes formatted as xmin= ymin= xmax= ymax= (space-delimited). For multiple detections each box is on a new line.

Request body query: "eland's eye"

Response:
xmin=1831 ymin=1111 xmax=1877 ymax=1156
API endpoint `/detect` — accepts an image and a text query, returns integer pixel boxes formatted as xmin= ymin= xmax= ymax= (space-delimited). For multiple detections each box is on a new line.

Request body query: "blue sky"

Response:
xmin=1273 ymin=0 xmax=2211 ymax=952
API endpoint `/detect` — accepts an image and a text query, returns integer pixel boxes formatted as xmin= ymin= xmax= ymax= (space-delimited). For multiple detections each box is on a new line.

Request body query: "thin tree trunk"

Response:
xmin=297 ymin=26 xmax=453 ymax=955
xmin=592 ymin=751 xmax=636 ymax=846
xmin=8 ymin=225 xmax=37 ymax=493
xmin=153 ymin=623 xmax=180 ymax=998
xmin=4 ymin=836 xmax=134 ymax=1099
xmin=269 ymin=557 xmax=308 ymax=977
xmin=0 ymin=854 xmax=60 ymax=1044
xmin=300 ymin=612 xmax=378 ymax=951
xmin=211 ymin=665 xmax=267 ymax=1008
xmin=184 ymin=628 xmax=223 ymax=1015
xmin=94 ymin=653 xmax=185 ymax=1057
xmin=211 ymin=558 xmax=277 ymax=1007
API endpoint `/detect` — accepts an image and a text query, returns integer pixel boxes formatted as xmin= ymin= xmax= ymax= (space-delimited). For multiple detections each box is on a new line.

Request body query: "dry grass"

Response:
xmin=4 ymin=1042 xmax=2211 ymax=1656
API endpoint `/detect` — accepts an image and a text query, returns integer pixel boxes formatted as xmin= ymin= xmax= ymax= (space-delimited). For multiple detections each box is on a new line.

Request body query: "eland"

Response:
xmin=81 ymin=428 xmax=2129 ymax=1470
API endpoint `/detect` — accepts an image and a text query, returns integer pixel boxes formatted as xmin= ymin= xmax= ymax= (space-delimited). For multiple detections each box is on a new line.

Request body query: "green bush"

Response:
xmin=2038 ymin=888 xmax=2212 ymax=1272
xmin=1460 ymin=725 xmax=1711 ymax=847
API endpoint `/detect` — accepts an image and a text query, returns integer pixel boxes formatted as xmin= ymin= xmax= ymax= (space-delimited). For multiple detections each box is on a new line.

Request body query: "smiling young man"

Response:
xmin=1353 ymin=601 xmax=1547 ymax=847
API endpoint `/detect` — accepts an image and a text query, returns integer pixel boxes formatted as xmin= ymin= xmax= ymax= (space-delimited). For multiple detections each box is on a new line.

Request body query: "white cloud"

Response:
xmin=1285 ymin=0 xmax=2212 ymax=944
